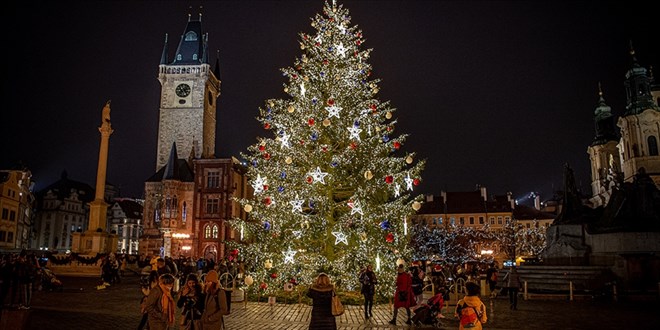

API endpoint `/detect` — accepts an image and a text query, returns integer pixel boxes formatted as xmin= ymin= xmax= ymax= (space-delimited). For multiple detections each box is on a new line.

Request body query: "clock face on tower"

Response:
xmin=175 ymin=83 xmax=191 ymax=97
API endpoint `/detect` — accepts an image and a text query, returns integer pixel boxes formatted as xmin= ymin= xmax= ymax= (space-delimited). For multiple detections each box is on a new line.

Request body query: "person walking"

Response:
xmin=201 ymin=270 xmax=228 ymax=329
xmin=485 ymin=263 xmax=498 ymax=298
xmin=358 ymin=264 xmax=377 ymax=319
xmin=502 ymin=266 xmax=522 ymax=310
xmin=137 ymin=270 xmax=160 ymax=330
xmin=454 ymin=282 xmax=487 ymax=330
xmin=177 ymin=273 xmax=205 ymax=330
xmin=144 ymin=274 xmax=176 ymax=330
xmin=306 ymin=273 xmax=337 ymax=330
xmin=389 ymin=264 xmax=415 ymax=325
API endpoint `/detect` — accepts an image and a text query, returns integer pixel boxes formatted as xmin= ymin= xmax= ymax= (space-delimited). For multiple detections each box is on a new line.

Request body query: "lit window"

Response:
xmin=212 ymin=225 xmax=219 ymax=239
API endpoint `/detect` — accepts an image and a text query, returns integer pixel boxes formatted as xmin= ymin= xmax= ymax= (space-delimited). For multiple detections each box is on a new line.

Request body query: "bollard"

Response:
xmin=613 ymin=284 xmax=618 ymax=302
xmin=569 ymin=281 xmax=574 ymax=301
xmin=524 ymin=281 xmax=528 ymax=300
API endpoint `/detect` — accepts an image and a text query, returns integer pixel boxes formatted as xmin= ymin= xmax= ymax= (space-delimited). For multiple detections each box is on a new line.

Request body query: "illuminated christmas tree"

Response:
xmin=229 ymin=0 xmax=424 ymax=296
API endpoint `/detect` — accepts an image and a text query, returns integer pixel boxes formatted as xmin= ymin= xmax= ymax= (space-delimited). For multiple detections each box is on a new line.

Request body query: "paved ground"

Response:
xmin=2 ymin=273 xmax=659 ymax=329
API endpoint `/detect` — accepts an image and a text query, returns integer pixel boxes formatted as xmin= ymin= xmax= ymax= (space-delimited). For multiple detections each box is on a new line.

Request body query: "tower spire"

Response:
xmin=160 ymin=33 xmax=169 ymax=65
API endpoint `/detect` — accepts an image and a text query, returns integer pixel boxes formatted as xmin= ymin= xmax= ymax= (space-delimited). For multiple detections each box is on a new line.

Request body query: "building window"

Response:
xmin=450 ymin=217 xmax=455 ymax=225
xmin=165 ymin=196 xmax=171 ymax=215
xmin=212 ymin=225 xmax=219 ymax=239
xmin=490 ymin=217 xmax=495 ymax=224
xmin=0 ymin=231 xmax=5 ymax=242
xmin=204 ymin=225 xmax=211 ymax=239
xmin=439 ymin=217 xmax=443 ymax=224
xmin=182 ymin=202 xmax=187 ymax=224
xmin=497 ymin=216 xmax=503 ymax=224
xmin=206 ymin=198 xmax=219 ymax=214
xmin=6 ymin=231 xmax=13 ymax=243
xmin=459 ymin=217 xmax=465 ymax=225
xmin=479 ymin=216 xmax=484 ymax=224
xmin=207 ymin=171 xmax=221 ymax=188
xmin=648 ymin=136 xmax=659 ymax=156
xmin=505 ymin=216 xmax=511 ymax=223
xmin=1 ymin=208 xmax=7 ymax=220
xmin=469 ymin=217 xmax=474 ymax=225
xmin=185 ymin=31 xmax=198 ymax=41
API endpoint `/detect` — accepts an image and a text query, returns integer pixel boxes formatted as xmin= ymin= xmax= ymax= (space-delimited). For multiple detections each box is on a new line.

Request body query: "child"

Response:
xmin=454 ymin=282 xmax=487 ymax=330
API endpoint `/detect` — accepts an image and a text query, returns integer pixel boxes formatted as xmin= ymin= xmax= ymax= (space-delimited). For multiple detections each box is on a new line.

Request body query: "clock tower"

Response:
xmin=156 ymin=13 xmax=221 ymax=170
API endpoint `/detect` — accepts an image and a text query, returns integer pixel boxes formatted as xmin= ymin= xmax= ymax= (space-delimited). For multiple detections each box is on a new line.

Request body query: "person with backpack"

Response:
xmin=454 ymin=281 xmax=487 ymax=330
xmin=201 ymin=270 xmax=229 ymax=329
xmin=502 ymin=266 xmax=522 ymax=310
xmin=485 ymin=263 xmax=498 ymax=298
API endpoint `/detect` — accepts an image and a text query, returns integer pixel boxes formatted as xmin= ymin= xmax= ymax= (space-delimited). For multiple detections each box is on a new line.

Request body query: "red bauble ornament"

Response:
xmin=356 ymin=40 xmax=362 ymax=46
xmin=304 ymin=35 xmax=309 ymax=40
xmin=327 ymin=98 xmax=335 ymax=106
xmin=386 ymin=126 xmax=392 ymax=132
xmin=306 ymin=176 xmax=313 ymax=184
xmin=263 ymin=197 xmax=272 ymax=206
xmin=230 ymin=249 xmax=239 ymax=256
xmin=323 ymin=59 xmax=329 ymax=65
xmin=263 ymin=185 xmax=269 ymax=191
xmin=370 ymin=104 xmax=377 ymax=111
xmin=264 ymin=153 xmax=271 ymax=160
xmin=385 ymin=176 xmax=394 ymax=184
xmin=356 ymin=32 xmax=362 ymax=38
xmin=260 ymin=282 xmax=268 ymax=290
xmin=296 ymin=65 xmax=302 ymax=70
xmin=292 ymin=74 xmax=298 ymax=79
xmin=315 ymin=42 xmax=321 ymax=47
xmin=321 ymin=146 xmax=328 ymax=152
xmin=270 ymin=273 xmax=278 ymax=279
xmin=393 ymin=141 xmax=401 ymax=149
xmin=308 ymin=118 xmax=315 ymax=126
xmin=264 ymin=123 xmax=271 ymax=130
xmin=258 ymin=145 xmax=266 ymax=152
xmin=386 ymin=233 xmax=394 ymax=243
xmin=413 ymin=179 xmax=420 ymax=186
xmin=350 ymin=142 xmax=357 ymax=150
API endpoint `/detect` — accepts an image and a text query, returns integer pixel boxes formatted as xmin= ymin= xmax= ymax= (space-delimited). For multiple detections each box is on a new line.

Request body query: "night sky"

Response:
xmin=3 ymin=1 xmax=658 ymax=204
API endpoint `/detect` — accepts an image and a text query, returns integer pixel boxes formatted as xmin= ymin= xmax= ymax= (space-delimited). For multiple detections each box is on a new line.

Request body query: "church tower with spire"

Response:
xmin=588 ymin=84 xmax=620 ymax=207
xmin=617 ymin=44 xmax=660 ymax=185
xmin=155 ymin=12 xmax=221 ymax=170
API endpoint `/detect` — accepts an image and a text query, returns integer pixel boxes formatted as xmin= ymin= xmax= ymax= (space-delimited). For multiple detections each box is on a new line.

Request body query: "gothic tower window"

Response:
xmin=212 ymin=225 xmax=219 ymax=239
xmin=204 ymin=225 xmax=211 ymax=239
xmin=185 ymin=31 xmax=198 ymax=41
xmin=648 ymin=136 xmax=659 ymax=156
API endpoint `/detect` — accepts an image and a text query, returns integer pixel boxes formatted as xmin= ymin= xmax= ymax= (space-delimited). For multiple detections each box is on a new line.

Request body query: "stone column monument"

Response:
xmin=72 ymin=101 xmax=118 ymax=254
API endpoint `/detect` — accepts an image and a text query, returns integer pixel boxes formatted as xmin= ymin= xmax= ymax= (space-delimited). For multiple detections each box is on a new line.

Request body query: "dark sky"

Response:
xmin=2 ymin=1 xmax=658 ymax=204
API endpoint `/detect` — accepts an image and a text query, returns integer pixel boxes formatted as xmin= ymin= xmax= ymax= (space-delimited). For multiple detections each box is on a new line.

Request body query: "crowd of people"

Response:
xmin=0 ymin=251 xmax=61 ymax=310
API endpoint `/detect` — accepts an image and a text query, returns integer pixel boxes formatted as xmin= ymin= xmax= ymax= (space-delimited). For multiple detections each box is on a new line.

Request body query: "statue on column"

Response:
xmin=102 ymin=100 xmax=112 ymax=125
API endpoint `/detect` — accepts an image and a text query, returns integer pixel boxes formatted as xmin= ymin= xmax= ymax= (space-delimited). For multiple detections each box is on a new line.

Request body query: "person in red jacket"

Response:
xmin=389 ymin=264 xmax=416 ymax=325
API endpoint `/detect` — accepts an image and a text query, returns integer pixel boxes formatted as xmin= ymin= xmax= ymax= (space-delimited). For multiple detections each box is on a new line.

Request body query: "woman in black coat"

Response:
xmin=306 ymin=273 xmax=337 ymax=330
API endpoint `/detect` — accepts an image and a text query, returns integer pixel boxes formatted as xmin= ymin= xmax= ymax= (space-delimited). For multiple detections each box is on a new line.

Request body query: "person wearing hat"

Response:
xmin=389 ymin=264 xmax=416 ymax=325
xmin=177 ymin=273 xmax=205 ymax=330
xmin=144 ymin=273 xmax=176 ymax=330
xmin=201 ymin=270 xmax=228 ymax=329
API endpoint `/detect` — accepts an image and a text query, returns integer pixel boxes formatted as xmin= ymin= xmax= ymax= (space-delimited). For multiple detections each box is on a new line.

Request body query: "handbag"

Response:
xmin=331 ymin=290 xmax=344 ymax=316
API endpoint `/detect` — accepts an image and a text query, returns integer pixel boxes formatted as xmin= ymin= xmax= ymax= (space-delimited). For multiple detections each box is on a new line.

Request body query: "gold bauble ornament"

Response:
xmin=287 ymin=105 xmax=295 ymax=113
xmin=284 ymin=87 xmax=289 ymax=93
xmin=300 ymin=44 xmax=305 ymax=50
xmin=285 ymin=157 xmax=293 ymax=164
xmin=244 ymin=275 xmax=254 ymax=286
xmin=373 ymin=88 xmax=379 ymax=94
xmin=304 ymin=76 xmax=309 ymax=81
xmin=385 ymin=111 xmax=392 ymax=119
xmin=405 ymin=156 xmax=413 ymax=164
xmin=412 ymin=201 xmax=422 ymax=211
xmin=322 ymin=118 xmax=331 ymax=127
xmin=302 ymin=55 xmax=308 ymax=63
xmin=364 ymin=170 xmax=373 ymax=180
xmin=244 ymin=204 xmax=253 ymax=213
xmin=360 ymin=232 xmax=368 ymax=241
xmin=264 ymin=259 xmax=273 ymax=270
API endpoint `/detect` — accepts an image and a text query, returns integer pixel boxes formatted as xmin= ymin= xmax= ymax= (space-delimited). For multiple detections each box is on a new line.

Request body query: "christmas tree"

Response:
xmin=229 ymin=0 xmax=425 ymax=296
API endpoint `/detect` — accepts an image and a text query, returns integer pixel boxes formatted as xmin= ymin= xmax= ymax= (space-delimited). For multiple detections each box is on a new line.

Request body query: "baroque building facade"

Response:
xmin=0 ymin=168 xmax=35 ymax=250
xmin=589 ymin=47 xmax=660 ymax=206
